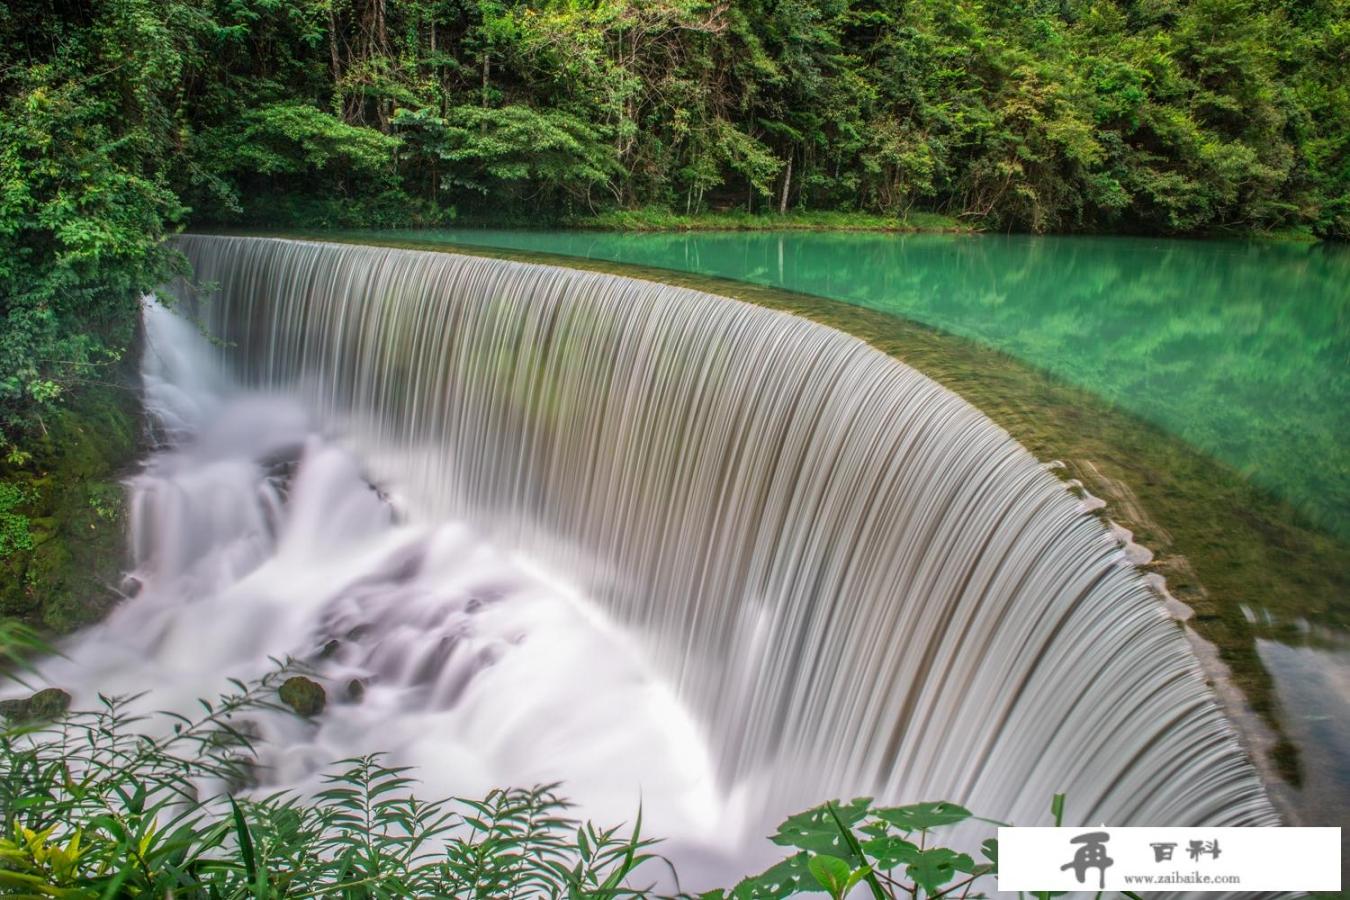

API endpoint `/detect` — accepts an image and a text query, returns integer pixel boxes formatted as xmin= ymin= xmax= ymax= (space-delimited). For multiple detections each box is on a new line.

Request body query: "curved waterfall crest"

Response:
xmin=170 ymin=234 xmax=1276 ymax=830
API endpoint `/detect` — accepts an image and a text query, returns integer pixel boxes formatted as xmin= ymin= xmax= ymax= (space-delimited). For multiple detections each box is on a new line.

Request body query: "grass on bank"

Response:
xmin=487 ymin=208 xmax=1320 ymax=239
xmin=559 ymin=208 xmax=973 ymax=233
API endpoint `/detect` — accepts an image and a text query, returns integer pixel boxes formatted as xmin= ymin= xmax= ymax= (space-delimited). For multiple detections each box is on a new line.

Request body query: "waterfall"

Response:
xmin=153 ymin=234 xmax=1273 ymax=838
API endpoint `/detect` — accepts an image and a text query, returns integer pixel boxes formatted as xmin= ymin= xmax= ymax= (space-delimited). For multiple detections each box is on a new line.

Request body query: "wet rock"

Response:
xmin=278 ymin=676 xmax=326 ymax=718
xmin=345 ymin=679 xmax=365 ymax=703
xmin=0 ymin=687 xmax=72 ymax=723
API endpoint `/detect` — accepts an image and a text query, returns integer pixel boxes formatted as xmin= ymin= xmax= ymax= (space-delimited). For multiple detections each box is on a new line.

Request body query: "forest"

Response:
xmin=2 ymin=0 xmax=1348 ymax=444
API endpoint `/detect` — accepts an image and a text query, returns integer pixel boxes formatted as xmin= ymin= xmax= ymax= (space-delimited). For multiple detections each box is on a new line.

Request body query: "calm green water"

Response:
xmin=343 ymin=229 xmax=1350 ymax=538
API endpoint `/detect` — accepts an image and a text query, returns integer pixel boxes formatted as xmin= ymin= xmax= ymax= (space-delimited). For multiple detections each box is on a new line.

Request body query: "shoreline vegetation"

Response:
xmin=263 ymin=230 xmax=1349 ymax=803
xmin=0 ymin=670 xmax=1091 ymax=899
xmin=479 ymin=208 xmax=1331 ymax=242
xmin=561 ymin=209 xmax=977 ymax=234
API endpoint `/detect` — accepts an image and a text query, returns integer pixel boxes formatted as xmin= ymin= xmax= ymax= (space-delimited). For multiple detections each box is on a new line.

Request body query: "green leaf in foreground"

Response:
xmin=902 ymin=847 xmax=976 ymax=895
xmin=808 ymin=854 xmax=853 ymax=897
xmin=730 ymin=851 xmax=817 ymax=898
xmin=873 ymin=801 xmax=971 ymax=832
xmin=770 ymin=798 xmax=872 ymax=857
xmin=860 ymin=834 xmax=920 ymax=868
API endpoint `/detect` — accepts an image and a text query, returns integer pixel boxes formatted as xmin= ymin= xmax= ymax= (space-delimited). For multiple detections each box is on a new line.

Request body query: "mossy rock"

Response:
xmin=0 ymin=687 xmax=71 ymax=723
xmin=0 ymin=552 xmax=38 ymax=617
xmin=0 ymin=361 xmax=143 ymax=636
xmin=279 ymin=676 xmax=326 ymax=718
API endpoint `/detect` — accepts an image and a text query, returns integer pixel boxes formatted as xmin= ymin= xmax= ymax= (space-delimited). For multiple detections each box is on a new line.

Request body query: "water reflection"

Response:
xmin=354 ymin=229 xmax=1349 ymax=539
xmin=1256 ymin=636 xmax=1350 ymax=859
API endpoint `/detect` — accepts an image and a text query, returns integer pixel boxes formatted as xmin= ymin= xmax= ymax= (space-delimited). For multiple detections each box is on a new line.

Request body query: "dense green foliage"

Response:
xmin=168 ymin=0 xmax=1350 ymax=237
xmin=0 ymin=0 xmax=188 ymax=446
xmin=1 ymin=0 xmax=1347 ymax=443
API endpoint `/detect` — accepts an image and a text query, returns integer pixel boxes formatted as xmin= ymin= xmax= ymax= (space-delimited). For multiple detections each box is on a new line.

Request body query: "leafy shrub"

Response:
xmin=0 ymin=674 xmax=663 ymax=898
xmin=714 ymin=798 xmax=999 ymax=900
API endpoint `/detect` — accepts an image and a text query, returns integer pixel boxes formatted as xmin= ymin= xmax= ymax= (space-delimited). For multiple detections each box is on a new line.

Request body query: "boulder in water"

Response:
xmin=0 ymin=687 xmax=71 ymax=723
xmin=278 ymin=676 xmax=326 ymax=718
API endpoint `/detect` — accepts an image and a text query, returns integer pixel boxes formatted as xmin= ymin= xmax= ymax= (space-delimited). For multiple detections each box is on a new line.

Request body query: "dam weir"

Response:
xmin=164 ymin=234 xmax=1274 ymax=844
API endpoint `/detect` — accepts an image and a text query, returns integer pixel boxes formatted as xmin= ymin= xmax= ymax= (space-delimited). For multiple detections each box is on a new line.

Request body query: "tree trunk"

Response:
xmin=328 ymin=3 xmax=340 ymax=101
xmin=778 ymin=155 xmax=792 ymax=215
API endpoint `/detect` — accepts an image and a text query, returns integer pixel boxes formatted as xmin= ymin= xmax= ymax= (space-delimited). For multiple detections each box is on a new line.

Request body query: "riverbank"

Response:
xmin=0 ymin=369 xmax=141 ymax=635
xmin=437 ymin=210 xmax=1335 ymax=240
xmin=557 ymin=209 xmax=975 ymax=233
xmin=259 ymin=232 xmax=1349 ymax=807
